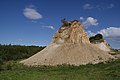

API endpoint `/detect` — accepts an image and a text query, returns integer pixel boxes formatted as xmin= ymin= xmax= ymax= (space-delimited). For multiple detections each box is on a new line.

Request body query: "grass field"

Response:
xmin=0 ymin=45 xmax=120 ymax=80
xmin=0 ymin=59 xmax=120 ymax=80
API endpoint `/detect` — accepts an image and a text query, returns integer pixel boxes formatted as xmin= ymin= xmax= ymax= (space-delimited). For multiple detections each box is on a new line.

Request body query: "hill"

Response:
xmin=21 ymin=20 xmax=114 ymax=66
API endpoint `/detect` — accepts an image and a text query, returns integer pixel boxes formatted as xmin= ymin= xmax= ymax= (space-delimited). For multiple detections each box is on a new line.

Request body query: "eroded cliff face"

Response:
xmin=51 ymin=20 xmax=90 ymax=44
xmin=93 ymin=41 xmax=111 ymax=52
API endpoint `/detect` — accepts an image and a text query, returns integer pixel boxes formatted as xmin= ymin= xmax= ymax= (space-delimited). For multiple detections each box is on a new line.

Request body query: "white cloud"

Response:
xmin=42 ymin=26 xmax=55 ymax=30
xmin=98 ymin=27 xmax=120 ymax=38
xmin=23 ymin=5 xmax=42 ymax=20
xmin=80 ymin=17 xmax=84 ymax=20
xmin=87 ymin=31 xmax=96 ymax=37
xmin=87 ymin=27 xmax=120 ymax=41
xmin=47 ymin=26 xmax=55 ymax=30
xmin=83 ymin=4 xmax=93 ymax=10
xmin=80 ymin=17 xmax=99 ymax=28
xmin=83 ymin=3 xmax=115 ymax=10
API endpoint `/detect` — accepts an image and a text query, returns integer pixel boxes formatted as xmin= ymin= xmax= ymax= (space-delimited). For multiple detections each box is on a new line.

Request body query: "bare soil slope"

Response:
xmin=20 ymin=20 xmax=114 ymax=66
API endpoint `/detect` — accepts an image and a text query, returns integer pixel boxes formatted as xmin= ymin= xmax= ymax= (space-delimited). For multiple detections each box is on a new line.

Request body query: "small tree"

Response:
xmin=89 ymin=36 xmax=95 ymax=43
xmin=61 ymin=18 xmax=66 ymax=23
xmin=61 ymin=18 xmax=70 ymax=27
xmin=89 ymin=34 xmax=104 ymax=43
xmin=95 ymin=34 xmax=103 ymax=40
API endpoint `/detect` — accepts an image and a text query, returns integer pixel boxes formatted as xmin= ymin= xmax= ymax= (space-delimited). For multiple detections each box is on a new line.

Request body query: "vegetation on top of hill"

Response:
xmin=61 ymin=18 xmax=71 ymax=27
xmin=89 ymin=34 xmax=104 ymax=43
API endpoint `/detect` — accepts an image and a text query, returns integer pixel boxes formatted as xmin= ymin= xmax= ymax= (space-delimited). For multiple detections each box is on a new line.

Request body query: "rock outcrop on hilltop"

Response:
xmin=89 ymin=34 xmax=112 ymax=52
xmin=51 ymin=20 xmax=90 ymax=44
xmin=93 ymin=40 xmax=112 ymax=52
xmin=20 ymin=20 xmax=114 ymax=66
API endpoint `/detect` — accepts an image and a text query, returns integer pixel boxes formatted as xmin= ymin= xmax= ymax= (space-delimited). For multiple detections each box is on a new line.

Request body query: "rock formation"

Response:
xmin=93 ymin=40 xmax=112 ymax=52
xmin=89 ymin=34 xmax=112 ymax=52
xmin=51 ymin=20 xmax=90 ymax=44
xmin=20 ymin=20 xmax=114 ymax=66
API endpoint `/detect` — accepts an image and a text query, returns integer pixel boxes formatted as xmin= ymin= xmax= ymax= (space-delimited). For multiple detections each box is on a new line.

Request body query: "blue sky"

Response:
xmin=0 ymin=0 xmax=120 ymax=48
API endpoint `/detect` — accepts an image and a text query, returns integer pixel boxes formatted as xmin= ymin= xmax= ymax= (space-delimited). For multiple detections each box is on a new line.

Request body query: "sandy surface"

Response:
xmin=93 ymin=42 xmax=110 ymax=52
xmin=20 ymin=20 xmax=115 ymax=66
xmin=20 ymin=43 xmax=114 ymax=66
xmin=114 ymin=54 xmax=120 ymax=58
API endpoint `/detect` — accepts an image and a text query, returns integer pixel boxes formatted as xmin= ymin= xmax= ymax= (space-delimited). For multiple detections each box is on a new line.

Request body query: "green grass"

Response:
xmin=0 ymin=44 xmax=45 ymax=61
xmin=0 ymin=44 xmax=119 ymax=80
xmin=0 ymin=59 xmax=120 ymax=80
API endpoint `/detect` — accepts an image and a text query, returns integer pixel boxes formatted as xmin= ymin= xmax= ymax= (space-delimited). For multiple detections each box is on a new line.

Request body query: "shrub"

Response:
xmin=61 ymin=18 xmax=71 ymax=27
xmin=95 ymin=34 xmax=103 ymax=40
xmin=89 ymin=34 xmax=104 ymax=43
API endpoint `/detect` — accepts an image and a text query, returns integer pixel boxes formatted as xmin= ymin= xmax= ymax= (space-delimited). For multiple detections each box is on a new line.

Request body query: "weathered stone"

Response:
xmin=52 ymin=20 xmax=90 ymax=44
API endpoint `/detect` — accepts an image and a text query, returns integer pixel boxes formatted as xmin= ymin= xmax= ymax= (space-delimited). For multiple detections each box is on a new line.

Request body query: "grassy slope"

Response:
xmin=0 ymin=59 xmax=120 ymax=80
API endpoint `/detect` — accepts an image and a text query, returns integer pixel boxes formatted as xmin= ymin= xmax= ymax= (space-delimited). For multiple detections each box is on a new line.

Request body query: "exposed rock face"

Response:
xmin=20 ymin=20 xmax=114 ymax=66
xmin=51 ymin=20 xmax=90 ymax=44
xmin=93 ymin=40 xmax=112 ymax=52
xmin=89 ymin=34 xmax=112 ymax=52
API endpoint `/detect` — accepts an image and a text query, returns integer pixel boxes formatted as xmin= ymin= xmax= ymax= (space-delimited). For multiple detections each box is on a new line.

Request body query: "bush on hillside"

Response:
xmin=89 ymin=34 xmax=104 ymax=43
xmin=61 ymin=18 xmax=71 ymax=27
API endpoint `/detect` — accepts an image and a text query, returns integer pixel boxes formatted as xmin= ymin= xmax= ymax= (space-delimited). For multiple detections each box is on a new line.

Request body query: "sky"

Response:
xmin=0 ymin=0 xmax=120 ymax=49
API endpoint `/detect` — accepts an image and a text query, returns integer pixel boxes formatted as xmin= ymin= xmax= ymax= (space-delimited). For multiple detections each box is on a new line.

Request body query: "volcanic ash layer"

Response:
xmin=20 ymin=20 xmax=114 ymax=66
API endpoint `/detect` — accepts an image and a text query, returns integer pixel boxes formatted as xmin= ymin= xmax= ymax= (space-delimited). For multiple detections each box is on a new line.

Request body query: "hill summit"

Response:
xmin=51 ymin=20 xmax=90 ymax=44
xmin=20 ymin=20 xmax=114 ymax=66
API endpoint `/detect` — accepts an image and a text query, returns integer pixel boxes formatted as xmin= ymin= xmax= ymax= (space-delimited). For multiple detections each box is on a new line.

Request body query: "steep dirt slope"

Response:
xmin=20 ymin=20 xmax=114 ymax=66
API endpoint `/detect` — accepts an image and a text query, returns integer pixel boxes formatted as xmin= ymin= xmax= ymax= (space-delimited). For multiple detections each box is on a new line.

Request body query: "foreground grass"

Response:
xmin=0 ymin=59 xmax=120 ymax=80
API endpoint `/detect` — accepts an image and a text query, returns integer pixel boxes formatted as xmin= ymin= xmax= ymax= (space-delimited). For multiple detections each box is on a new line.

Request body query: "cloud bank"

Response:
xmin=98 ymin=27 xmax=120 ymax=38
